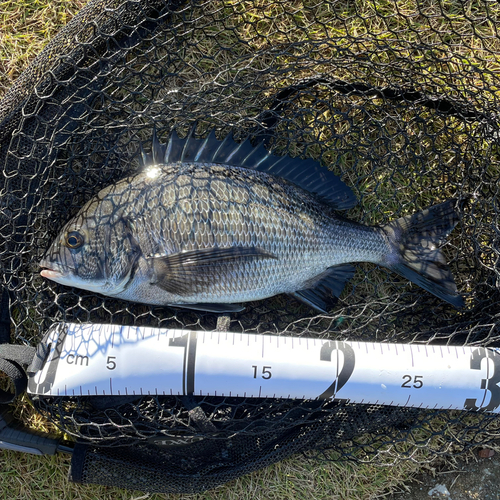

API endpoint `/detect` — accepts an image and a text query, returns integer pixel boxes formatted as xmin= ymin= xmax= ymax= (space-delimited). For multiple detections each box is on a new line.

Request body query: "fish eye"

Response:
xmin=65 ymin=231 xmax=85 ymax=249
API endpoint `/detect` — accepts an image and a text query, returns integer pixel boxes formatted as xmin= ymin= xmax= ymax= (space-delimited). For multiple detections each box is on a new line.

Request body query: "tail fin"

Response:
xmin=383 ymin=200 xmax=464 ymax=308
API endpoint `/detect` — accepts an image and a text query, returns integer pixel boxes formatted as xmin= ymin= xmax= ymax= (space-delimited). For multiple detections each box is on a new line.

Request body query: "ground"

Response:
xmin=389 ymin=452 xmax=500 ymax=500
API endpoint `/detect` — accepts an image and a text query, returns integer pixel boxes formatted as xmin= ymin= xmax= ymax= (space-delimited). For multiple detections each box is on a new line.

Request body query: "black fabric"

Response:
xmin=68 ymin=441 xmax=86 ymax=484
xmin=0 ymin=344 xmax=36 ymax=403
xmin=68 ymin=404 xmax=422 ymax=493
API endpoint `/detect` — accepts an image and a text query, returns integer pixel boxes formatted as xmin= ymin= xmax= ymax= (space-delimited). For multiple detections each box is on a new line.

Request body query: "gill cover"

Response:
xmin=96 ymin=217 xmax=141 ymax=294
xmin=41 ymin=216 xmax=141 ymax=295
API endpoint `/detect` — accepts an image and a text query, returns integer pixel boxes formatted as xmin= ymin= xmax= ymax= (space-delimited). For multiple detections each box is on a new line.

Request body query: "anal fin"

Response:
xmin=167 ymin=302 xmax=245 ymax=313
xmin=290 ymin=264 xmax=356 ymax=313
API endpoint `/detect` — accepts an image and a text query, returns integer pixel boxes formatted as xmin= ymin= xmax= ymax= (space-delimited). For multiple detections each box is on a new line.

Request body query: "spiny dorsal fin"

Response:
xmin=140 ymin=126 xmax=357 ymax=210
xmin=139 ymin=143 xmax=149 ymax=167
xmin=165 ymin=129 xmax=183 ymax=163
xmin=152 ymin=127 xmax=163 ymax=165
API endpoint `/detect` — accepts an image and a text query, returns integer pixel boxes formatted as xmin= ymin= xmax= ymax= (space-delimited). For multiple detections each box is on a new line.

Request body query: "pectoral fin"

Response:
xmin=150 ymin=246 xmax=277 ymax=296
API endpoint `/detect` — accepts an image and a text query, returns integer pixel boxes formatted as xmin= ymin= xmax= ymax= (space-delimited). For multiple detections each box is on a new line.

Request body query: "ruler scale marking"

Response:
xmin=26 ymin=323 xmax=500 ymax=413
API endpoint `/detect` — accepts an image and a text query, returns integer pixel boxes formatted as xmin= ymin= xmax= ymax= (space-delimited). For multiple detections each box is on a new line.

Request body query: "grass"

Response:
xmin=1 ymin=0 xmax=500 ymax=498
xmin=0 ymin=0 xmax=86 ymax=94
xmin=0 ymin=446 xmax=426 ymax=500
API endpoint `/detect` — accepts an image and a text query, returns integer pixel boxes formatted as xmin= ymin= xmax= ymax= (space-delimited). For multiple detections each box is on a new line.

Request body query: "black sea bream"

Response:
xmin=40 ymin=128 xmax=464 ymax=312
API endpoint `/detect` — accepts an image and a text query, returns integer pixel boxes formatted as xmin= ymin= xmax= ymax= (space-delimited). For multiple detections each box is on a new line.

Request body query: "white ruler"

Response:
xmin=27 ymin=323 xmax=500 ymax=412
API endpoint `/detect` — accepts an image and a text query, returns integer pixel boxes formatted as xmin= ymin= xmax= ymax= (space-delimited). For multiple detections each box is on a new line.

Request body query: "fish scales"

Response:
xmin=124 ymin=163 xmax=365 ymax=303
xmin=40 ymin=129 xmax=464 ymax=312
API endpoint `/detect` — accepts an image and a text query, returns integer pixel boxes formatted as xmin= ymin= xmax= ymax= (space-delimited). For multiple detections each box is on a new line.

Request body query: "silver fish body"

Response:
xmin=40 ymin=130 xmax=464 ymax=312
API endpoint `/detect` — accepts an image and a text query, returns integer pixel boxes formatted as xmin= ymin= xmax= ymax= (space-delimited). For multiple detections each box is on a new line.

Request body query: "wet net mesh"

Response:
xmin=1 ymin=0 xmax=500 ymax=493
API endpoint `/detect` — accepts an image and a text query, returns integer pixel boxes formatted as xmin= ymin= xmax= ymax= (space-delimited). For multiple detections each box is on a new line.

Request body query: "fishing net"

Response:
xmin=1 ymin=0 xmax=500 ymax=493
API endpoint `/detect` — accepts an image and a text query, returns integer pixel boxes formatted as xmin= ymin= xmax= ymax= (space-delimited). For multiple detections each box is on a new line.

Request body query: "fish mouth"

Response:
xmin=40 ymin=259 xmax=67 ymax=280
xmin=40 ymin=268 xmax=64 ymax=280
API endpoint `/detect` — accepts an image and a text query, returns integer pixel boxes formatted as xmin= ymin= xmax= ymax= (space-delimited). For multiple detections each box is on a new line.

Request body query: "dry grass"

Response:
xmin=0 ymin=446 xmax=425 ymax=500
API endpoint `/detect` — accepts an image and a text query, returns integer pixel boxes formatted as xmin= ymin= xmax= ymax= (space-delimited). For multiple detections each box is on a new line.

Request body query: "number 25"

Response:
xmin=401 ymin=375 xmax=423 ymax=388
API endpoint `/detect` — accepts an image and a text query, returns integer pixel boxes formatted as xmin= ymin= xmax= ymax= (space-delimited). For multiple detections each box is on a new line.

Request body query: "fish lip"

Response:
xmin=40 ymin=268 xmax=64 ymax=280
xmin=39 ymin=260 xmax=70 ymax=280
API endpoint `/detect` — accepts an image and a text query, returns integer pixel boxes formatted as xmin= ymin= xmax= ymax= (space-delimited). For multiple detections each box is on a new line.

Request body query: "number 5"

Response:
xmin=106 ymin=356 xmax=116 ymax=370
xmin=413 ymin=376 xmax=423 ymax=388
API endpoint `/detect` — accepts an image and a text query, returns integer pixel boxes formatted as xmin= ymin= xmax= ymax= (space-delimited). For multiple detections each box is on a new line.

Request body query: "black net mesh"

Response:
xmin=1 ymin=0 xmax=500 ymax=493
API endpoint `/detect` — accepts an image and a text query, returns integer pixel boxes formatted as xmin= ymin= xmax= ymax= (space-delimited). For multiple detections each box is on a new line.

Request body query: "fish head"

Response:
xmin=40 ymin=198 xmax=141 ymax=296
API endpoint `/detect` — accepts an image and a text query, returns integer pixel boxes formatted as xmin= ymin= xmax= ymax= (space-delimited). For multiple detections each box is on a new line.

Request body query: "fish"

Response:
xmin=40 ymin=127 xmax=465 ymax=313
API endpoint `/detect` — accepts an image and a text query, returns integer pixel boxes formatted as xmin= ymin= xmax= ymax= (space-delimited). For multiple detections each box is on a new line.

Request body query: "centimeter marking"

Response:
xmin=27 ymin=323 xmax=500 ymax=413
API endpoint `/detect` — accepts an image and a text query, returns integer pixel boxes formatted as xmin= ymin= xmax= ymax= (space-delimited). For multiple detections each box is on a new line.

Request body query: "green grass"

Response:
xmin=0 ymin=0 xmax=86 ymax=94
xmin=1 ymin=0 xmax=500 ymax=498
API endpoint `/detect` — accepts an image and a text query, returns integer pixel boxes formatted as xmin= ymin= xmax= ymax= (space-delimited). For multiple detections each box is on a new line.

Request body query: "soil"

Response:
xmin=389 ymin=451 xmax=500 ymax=500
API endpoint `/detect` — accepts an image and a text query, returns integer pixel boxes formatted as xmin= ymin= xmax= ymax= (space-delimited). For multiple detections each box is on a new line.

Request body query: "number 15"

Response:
xmin=252 ymin=365 xmax=272 ymax=379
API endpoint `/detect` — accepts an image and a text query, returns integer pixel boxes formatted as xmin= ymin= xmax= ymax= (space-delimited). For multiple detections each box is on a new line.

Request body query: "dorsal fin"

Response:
xmin=164 ymin=129 xmax=183 ymax=163
xmin=139 ymin=143 xmax=149 ymax=167
xmin=140 ymin=126 xmax=357 ymax=210
xmin=152 ymin=127 xmax=163 ymax=165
